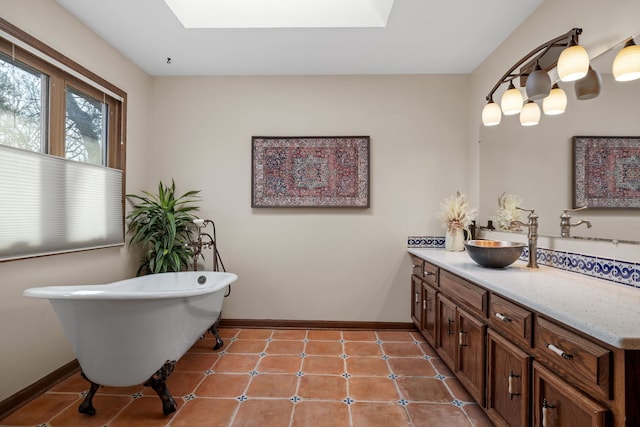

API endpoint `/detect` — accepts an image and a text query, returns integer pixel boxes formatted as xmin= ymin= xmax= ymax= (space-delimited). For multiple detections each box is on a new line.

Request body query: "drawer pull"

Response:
xmin=424 ymin=271 xmax=434 ymax=276
xmin=508 ymin=370 xmax=520 ymax=399
xmin=546 ymin=343 xmax=573 ymax=360
xmin=447 ymin=318 xmax=454 ymax=336
xmin=415 ymin=292 xmax=420 ymax=304
xmin=542 ymin=399 xmax=555 ymax=427
xmin=495 ymin=312 xmax=511 ymax=322
xmin=459 ymin=330 xmax=468 ymax=347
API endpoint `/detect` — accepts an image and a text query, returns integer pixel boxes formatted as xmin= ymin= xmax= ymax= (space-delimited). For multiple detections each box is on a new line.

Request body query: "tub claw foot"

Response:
xmin=209 ymin=323 xmax=224 ymax=350
xmin=78 ymin=372 xmax=100 ymax=416
xmin=144 ymin=360 xmax=177 ymax=415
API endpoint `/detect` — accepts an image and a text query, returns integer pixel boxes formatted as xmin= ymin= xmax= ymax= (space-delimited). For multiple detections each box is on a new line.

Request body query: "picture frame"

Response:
xmin=573 ymin=136 xmax=640 ymax=208
xmin=251 ymin=136 xmax=370 ymax=208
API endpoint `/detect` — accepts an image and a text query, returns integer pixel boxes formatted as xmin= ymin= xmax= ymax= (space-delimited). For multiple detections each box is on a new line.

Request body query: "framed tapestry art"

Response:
xmin=573 ymin=136 xmax=640 ymax=208
xmin=252 ymin=136 xmax=370 ymax=208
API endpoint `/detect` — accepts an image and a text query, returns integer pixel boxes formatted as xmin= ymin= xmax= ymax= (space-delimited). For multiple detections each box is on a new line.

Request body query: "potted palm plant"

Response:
xmin=126 ymin=180 xmax=200 ymax=275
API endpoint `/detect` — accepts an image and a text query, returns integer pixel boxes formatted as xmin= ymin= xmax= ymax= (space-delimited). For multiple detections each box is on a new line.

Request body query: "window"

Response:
xmin=0 ymin=18 xmax=127 ymax=261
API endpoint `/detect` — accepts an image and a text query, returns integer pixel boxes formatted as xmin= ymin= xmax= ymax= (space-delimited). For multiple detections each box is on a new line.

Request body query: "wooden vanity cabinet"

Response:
xmin=457 ymin=307 xmax=487 ymax=404
xmin=411 ymin=275 xmax=423 ymax=331
xmin=410 ymin=256 xmax=439 ymax=347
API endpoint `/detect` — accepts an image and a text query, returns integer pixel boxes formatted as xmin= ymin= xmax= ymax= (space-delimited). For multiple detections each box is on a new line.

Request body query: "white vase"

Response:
xmin=445 ymin=228 xmax=465 ymax=251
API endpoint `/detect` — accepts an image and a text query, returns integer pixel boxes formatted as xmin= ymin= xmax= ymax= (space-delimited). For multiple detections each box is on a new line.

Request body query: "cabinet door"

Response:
xmin=532 ymin=361 xmax=608 ymax=427
xmin=421 ymin=283 xmax=437 ymax=347
xmin=411 ymin=275 xmax=423 ymax=329
xmin=457 ymin=307 xmax=487 ymax=405
xmin=487 ymin=329 xmax=531 ymax=427
xmin=436 ymin=294 xmax=457 ymax=370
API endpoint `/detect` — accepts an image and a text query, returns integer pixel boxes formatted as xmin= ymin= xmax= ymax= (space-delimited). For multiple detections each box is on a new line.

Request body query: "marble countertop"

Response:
xmin=408 ymin=248 xmax=640 ymax=350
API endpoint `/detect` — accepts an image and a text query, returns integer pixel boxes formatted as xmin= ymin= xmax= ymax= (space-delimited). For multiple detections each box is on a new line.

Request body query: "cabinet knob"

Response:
xmin=495 ymin=312 xmax=511 ymax=322
xmin=546 ymin=343 xmax=573 ymax=360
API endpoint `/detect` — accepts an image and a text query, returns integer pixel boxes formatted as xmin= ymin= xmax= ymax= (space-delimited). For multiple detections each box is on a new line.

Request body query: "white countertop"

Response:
xmin=408 ymin=248 xmax=640 ymax=350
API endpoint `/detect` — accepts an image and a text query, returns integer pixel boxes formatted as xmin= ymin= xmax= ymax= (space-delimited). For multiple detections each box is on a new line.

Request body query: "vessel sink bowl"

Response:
xmin=463 ymin=240 xmax=526 ymax=268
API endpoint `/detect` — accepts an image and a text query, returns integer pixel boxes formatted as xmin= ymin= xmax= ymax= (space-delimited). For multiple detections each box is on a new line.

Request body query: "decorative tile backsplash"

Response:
xmin=408 ymin=236 xmax=639 ymax=288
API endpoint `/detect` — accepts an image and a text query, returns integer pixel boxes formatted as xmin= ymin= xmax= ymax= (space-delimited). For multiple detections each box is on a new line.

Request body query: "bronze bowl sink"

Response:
xmin=463 ymin=240 xmax=526 ymax=268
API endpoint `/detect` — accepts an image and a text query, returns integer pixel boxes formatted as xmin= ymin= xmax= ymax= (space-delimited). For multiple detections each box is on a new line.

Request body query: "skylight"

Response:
xmin=162 ymin=0 xmax=395 ymax=29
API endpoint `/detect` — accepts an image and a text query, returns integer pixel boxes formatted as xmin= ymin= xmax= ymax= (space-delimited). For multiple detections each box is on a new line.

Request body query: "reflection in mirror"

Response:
xmin=479 ymin=32 xmax=640 ymax=243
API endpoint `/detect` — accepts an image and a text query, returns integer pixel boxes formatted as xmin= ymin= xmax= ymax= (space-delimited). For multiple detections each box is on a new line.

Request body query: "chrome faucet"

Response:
xmin=510 ymin=207 xmax=539 ymax=268
xmin=560 ymin=207 xmax=592 ymax=238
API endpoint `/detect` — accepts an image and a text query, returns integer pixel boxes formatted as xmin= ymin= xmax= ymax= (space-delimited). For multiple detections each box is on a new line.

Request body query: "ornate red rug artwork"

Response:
xmin=574 ymin=136 xmax=640 ymax=208
xmin=252 ymin=136 xmax=370 ymax=207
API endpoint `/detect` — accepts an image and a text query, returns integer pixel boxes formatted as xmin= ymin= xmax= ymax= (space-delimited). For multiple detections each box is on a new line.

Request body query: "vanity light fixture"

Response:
xmin=574 ymin=66 xmax=602 ymax=100
xmin=542 ymin=83 xmax=567 ymax=115
xmin=520 ymin=100 xmax=540 ymax=126
xmin=612 ymin=38 xmax=640 ymax=82
xmin=482 ymin=28 xmax=587 ymax=127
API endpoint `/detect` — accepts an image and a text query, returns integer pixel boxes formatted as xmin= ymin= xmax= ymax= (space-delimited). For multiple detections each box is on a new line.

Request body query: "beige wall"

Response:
xmin=149 ymin=75 xmax=470 ymax=321
xmin=0 ymin=0 xmax=153 ymax=402
xmin=469 ymin=0 xmax=640 ymax=245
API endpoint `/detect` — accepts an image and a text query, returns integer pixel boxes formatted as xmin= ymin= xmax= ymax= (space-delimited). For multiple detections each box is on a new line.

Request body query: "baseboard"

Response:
xmin=219 ymin=319 xmax=416 ymax=331
xmin=0 ymin=359 xmax=79 ymax=421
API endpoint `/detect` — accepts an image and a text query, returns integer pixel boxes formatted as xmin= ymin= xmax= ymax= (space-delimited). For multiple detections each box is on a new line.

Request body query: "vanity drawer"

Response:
xmin=409 ymin=255 xmax=439 ymax=286
xmin=534 ymin=316 xmax=611 ymax=400
xmin=489 ymin=294 xmax=533 ymax=348
xmin=440 ymin=270 xmax=487 ymax=317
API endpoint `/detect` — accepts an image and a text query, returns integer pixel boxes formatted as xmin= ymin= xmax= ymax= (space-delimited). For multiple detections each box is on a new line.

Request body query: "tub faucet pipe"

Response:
xmin=510 ymin=207 xmax=539 ymax=268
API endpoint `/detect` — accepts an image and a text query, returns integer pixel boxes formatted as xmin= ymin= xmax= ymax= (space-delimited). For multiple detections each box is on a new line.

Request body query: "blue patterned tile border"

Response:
xmin=409 ymin=237 xmax=639 ymax=288
xmin=408 ymin=236 xmax=445 ymax=248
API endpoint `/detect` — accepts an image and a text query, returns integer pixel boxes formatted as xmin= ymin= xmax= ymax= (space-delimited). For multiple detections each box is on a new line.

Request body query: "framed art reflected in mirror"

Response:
xmin=573 ymin=136 xmax=640 ymax=208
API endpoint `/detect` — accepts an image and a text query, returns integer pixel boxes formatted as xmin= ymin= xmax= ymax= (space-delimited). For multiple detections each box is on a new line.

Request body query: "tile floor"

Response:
xmin=0 ymin=328 xmax=494 ymax=427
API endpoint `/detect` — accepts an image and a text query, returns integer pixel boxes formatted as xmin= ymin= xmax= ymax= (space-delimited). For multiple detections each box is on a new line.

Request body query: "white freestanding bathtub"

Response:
xmin=24 ymin=271 xmax=237 ymax=415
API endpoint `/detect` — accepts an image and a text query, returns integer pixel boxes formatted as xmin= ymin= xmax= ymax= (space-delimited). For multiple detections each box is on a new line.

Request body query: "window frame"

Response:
xmin=0 ymin=18 xmax=127 ymax=260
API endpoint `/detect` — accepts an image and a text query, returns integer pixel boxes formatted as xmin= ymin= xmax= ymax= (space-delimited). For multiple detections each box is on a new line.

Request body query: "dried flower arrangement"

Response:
xmin=436 ymin=191 xmax=478 ymax=233
xmin=492 ymin=192 xmax=522 ymax=231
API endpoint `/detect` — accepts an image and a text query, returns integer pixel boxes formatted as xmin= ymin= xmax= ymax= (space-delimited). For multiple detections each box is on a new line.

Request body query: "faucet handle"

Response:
xmin=566 ymin=206 xmax=588 ymax=213
xmin=516 ymin=206 xmax=534 ymax=213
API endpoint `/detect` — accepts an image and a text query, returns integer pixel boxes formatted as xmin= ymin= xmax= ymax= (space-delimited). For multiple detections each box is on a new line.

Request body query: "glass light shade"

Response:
xmin=520 ymin=101 xmax=540 ymax=126
xmin=542 ymin=84 xmax=567 ymax=115
xmin=482 ymin=101 xmax=502 ymax=126
xmin=500 ymin=83 xmax=523 ymax=115
xmin=557 ymin=44 xmax=590 ymax=82
xmin=526 ymin=65 xmax=551 ymax=100
xmin=574 ymin=66 xmax=601 ymax=100
xmin=612 ymin=39 xmax=640 ymax=82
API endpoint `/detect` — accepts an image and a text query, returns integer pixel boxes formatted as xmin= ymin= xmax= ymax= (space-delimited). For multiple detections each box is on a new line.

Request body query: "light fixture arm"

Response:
xmin=485 ymin=28 xmax=582 ymax=102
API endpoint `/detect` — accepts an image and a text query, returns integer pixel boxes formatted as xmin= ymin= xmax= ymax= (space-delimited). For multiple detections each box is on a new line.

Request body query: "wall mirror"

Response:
xmin=478 ymin=32 xmax=640 ymax=243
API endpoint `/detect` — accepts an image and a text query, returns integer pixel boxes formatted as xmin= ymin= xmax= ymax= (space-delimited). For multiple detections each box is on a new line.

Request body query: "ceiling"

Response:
xmin=56 ymin=0 xmax=542 ymax=76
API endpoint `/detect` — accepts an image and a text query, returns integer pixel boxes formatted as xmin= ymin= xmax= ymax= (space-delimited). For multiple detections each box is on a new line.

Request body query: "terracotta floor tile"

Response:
xmin=271 ymin=329 xmax=307 ymax=340
xmin=387 ymin=357 xmax=436 ymax=377
xmin=346 ymin=357 xmax=390 ymax=376
xmin=218 ymin=327 xmax=240 ymax=338
xmin=463 ymin=403 xmax=495 ymax=427
xmin=245 ymin=374 xmax=298 ymax=398
xmin=348 ymin=377 xmax=399 ymax=401
xmin=266 ymin=340 xmax=305 ymax=355
xmin=175 ymin=352 xmax=218 ymax=372
xmin=381 ymin=342 xmax=424 ymax=357
xmin=307 ymin=330 xmax=342 ymax=341
xmin=445 ymin=377 xmax=475 ymax=403
xmin=292 ymin=401 xmax=350 ymax=427
xmin=160 ymin=371 xmax=204 ymax=397
xmin=350 ymin=402 xmax=411 ymax=427
xmin=406 ymin=402 xmax=472 ymax=427
xmin=196 ymin=373 xmax=251 ymax=398
xmin=49 ymin=372 xmax=88 ymax=393
xmin=171 ymin=398 xmax=238 ymax=427
xmin=225 ymin=339 xmax=268 ymax=353
xmin=98 ymin=383 xmax=145 ymax=395
xmin=430 ymin=357 xmax=454 ymax=377
xmin=376 ymin=330 xmax=416 ymax=342
xmin=344 ymin=341 xmax=382 ymax=357
xmin=342 ymin=330 xmax=378 ymax=341
xmin=189 ymin=337 xmax=225 ymax=353
xmin=49 ymin=395 xmax=131 ymax=427
xmin=108 ymin=396 xmax=177 ymax=427
xmin=419 ymin=341 xmax=439 ymax=357
xmin=298 ymin=375 xmax=347 ymax=400
xmin=0 ymin=393 xmax=80 ymax=425
xmin=232 ymin=399 xmax=293 ymax=427
xmin=396 ymin=377 xmax=452 ymax=402
xmin=236 ymin=328 xmax=273 ymax=340
xmin=302 ymin=356 xmax=345 ymax=375
xmin=257 ymin=355 xmax=302 ymax=373
xmin=305 ymin=341 xmax=343 ymax=356
xmin=213 ymin=354 xmax=260 ymax=373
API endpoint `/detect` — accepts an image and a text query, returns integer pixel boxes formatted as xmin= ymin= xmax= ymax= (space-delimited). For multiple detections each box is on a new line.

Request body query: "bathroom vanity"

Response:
xmin=408 ymin=248 xmax=640 ymax=427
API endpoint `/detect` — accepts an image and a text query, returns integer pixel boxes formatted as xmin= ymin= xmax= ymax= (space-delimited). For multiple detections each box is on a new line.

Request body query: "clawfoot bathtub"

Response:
xmin=24 ymin=271 xmax=237 ymax=416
